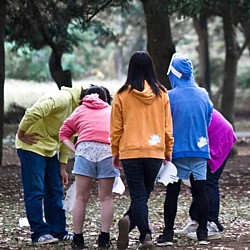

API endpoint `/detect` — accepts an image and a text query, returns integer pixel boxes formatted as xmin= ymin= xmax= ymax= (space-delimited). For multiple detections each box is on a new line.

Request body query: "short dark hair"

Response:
xmin=79 ymin=85 xmax=108 ymax=104
xmin=118 ymin=51 xmax=166 ymax=95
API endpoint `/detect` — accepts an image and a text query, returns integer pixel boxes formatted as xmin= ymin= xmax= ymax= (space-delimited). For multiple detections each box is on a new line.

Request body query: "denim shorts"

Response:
xmin=173 ymin=157 xmax=207 ymax=181
xmin=73 ymin=155 xmax=120 ymax=179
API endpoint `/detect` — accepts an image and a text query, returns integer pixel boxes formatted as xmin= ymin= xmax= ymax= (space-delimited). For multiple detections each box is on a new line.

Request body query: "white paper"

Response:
xmin=112 ymin=176 xmax=125 ymax=194
xmin=63 ymin=181 xmax=76 ymax=212
xmin=156 ymin=162 xmax=179 ymax=186
xmin=19 ymin=217 xmax=30 ymax=227
xmin=63 ymin=176 xmax=125 ymax=212
xmin=19 ymin=217 xmax=46 ymax=227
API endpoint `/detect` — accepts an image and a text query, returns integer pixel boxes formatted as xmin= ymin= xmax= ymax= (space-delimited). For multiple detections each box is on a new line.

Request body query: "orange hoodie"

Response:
xmin=110 ymin=82 xmax=173 ymax=160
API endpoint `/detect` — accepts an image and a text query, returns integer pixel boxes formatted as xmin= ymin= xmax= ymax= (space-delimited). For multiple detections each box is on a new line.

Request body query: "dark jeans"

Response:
xmin=121 ymin=158 xmax=162 ymax=243
xmin=164 ymin=175 xmax=208 ymax=231
xmin=190 ymin=157 xmax=228 ymax=230
xmin=17 ymin=149 xmax=67 ymax=242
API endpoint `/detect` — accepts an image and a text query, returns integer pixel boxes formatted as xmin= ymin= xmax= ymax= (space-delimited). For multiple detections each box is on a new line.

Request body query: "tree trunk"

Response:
xmin=221 ymin=14 xmax=239 ymax=126
xmin=29 ymin=1 xmax=72 ymax=90
xmin=193 ymin=15 xmax=211 ymax=93
xmin=142 ymin=0 xmax=175 ymax=89
xmin=49 ymin=49 xmax=72 ymax=89
xmin=0 ymin=0 xmax=7 ymax=167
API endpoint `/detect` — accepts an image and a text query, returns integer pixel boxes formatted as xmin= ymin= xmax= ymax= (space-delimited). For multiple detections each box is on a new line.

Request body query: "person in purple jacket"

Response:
xmin=175 ymin=108 xmax=237 ymax=240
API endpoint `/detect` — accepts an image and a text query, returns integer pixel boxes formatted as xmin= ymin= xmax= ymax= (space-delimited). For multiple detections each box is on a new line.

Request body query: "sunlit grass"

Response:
xmin=4 ymin=78 xmax=124 ymax=112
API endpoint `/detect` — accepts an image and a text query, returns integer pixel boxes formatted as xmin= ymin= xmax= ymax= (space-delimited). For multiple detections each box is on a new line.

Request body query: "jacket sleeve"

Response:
xmin=164 ymin=93 xmax=174 ymax=157
xmin=59 ymin=114 xmax=77 ymax=142
xmin=59 ymin=113 xmax=78 ymax=163
xmin=207 ymin=101 xmax=214 ymax=126
xmin=110 ymin=94 xmax=123 ymax=156
xmin=19 ymin=98 xmax=56 ymax=131
xmin=18 ymin=94 xmax=68 ymax=131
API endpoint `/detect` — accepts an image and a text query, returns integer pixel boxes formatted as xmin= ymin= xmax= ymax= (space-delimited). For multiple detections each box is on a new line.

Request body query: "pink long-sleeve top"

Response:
xmin=59 ymin=95 xmax=111 ymax=147
xmin=208 ymin=109 xmax=237 ymax=173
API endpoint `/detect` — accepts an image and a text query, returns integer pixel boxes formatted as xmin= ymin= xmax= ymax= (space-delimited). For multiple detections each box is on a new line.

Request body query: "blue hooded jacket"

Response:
xmin=168 ymin=54 xmax=213 ymax=159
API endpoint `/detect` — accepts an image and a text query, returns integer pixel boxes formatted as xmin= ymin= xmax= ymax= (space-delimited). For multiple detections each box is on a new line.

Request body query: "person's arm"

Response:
xmin=17 ymin=129 xmax=39 ymax=145
xmin=59 ymin=111 xmax=77 ymax=163
xmin=164 ymin=93 xmax=174 ymax=162
xmin=60 ymin=163 xmax=68 ymax=187
xmin=110 ymin=94 xmax=123 ymax=157
xmin=61 ymin=139 xmax=76 ymax=153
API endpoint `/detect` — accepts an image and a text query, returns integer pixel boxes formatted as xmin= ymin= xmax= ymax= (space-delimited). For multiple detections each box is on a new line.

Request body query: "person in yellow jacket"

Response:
xmin=16 ymin=86 xmax=84 ymax=245
xmin=110 ymin=51 xmax=174 ymax=249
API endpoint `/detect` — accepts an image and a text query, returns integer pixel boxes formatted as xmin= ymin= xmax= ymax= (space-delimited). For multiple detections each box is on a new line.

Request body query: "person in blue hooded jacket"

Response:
xmin=157 ymin=53 xmax=213 ymax=246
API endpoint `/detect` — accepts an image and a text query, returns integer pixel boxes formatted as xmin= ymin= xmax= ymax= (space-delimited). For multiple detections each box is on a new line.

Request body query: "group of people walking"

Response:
xmin=16 ymin=51 xmax=237 ymax=249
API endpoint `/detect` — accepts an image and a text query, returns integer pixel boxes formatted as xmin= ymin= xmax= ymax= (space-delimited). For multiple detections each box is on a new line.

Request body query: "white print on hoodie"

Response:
xmin=197 ymin=137 xmax=208 ymax=148
xmin=148 ymin=134 xmax=161 ymax=145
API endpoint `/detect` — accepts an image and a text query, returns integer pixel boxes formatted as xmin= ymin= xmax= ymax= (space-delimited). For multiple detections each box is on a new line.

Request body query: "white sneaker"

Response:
xmin=187 ymin=221 xmax=222 ymax=240
xmin=207 ymin=221 xmax=222 ymax=239
xmin=174 ymin=220 xmax=198 ymax=236
xmin=35 ymin=234 xmax=59 ymax=245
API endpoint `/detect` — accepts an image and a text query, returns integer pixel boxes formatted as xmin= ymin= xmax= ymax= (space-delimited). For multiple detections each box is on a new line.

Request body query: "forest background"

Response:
xmin=0 ymin=1 xmax=250 ymax=249
xmin=1 ymin=0 xmax=250 ymax=166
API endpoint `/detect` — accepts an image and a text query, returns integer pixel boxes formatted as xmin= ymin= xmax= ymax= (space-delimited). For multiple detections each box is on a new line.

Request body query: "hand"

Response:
xmin=17 ymin=129 xmax=39 ymax=145
xmin=163 ymin=155 xmax=172 ymax=165
xmin=60 ymin=163 xmax=68 ymax=187
xmin=112 ymin=156 xmax=123 ymax=171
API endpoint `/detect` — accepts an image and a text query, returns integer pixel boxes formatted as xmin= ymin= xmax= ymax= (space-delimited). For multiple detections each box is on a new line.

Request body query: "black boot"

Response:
xmin=156 ymin=229 xmax=174 ymax=246
xmin=71 ymin=233 xmax=87 ymax=249
xmin=97 ymin=232 xmax=111 ymax=249
xmin=197 ymin=228 xmax=209 ymax=245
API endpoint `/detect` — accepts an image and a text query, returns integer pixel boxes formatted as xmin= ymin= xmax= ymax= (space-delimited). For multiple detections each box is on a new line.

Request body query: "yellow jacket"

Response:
xmin=15 ymin=86 xmax=82 ymax=163
xmin=110 ymin=82 xmax=173 ymax=160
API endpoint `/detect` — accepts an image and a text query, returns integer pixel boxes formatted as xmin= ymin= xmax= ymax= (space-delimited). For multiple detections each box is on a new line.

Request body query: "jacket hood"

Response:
xmin=167 ymin=53 xmax=195 ymax=89
xmin=83 ymin=94 xmax=110 ymax=109
xmin=61 ymin=86 xmax=82 ymax=108
xmin=131 ymin=81 xmax=156 ymax=105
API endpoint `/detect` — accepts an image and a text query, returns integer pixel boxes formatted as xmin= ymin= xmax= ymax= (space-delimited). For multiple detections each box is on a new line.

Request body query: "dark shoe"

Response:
xmin=156 ymin=230 xmax=174 ymax=247
xmin=61 ymin=232 xmax=74 ymax=241
xmin=117 ymin=217 xmax=130 ymax=249
xmin=97 ymin=232 xmax=111 ymax=249
xmin=196 ymin=229 xmax=209 ymax=245
xmin=72 ymin=233 xmax=87 ymax=249
xmin=33 ymin=234 xmax=59 ymax=245
xmin=213 ymin=221 xmax=224 ymax=232
xmin=139 ymin=234 xmax=154 ymax=250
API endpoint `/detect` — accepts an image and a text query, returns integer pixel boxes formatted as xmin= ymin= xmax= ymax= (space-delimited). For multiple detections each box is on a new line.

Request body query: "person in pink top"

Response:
xmin=59 ymin=85 xmax=119 ymax=249
xmin=175 ymin=109 xmax=237 ymax=240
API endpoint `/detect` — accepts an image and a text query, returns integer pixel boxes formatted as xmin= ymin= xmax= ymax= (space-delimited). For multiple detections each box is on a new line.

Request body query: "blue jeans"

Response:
xmin=121 ymin=158 xmax=162 ymax=243
xmin=190 ymin=157 xmax=228 ymax=230
xmin=17 ymin=149 xmax=67 ymax=242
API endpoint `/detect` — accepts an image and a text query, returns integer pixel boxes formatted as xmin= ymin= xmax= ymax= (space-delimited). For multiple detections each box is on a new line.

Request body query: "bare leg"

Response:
xmin=98 ymin=177 xmax=115 ymax=232
xmin=73 ymin=175 xmax=93 ymax=234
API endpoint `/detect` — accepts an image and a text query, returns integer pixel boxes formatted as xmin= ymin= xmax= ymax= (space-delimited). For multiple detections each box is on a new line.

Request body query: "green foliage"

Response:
xmin=4 ymin=1 xmax=146 ymax=81
xmin=168 ymin=0 xmax=250 ymax=21
xmin=5 ymin=43 xmax=51 ymax=82
xmin=237 ymin=67 xmax=250 ymax=88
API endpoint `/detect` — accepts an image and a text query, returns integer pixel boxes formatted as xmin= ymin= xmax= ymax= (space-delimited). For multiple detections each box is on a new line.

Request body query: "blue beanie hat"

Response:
xmin=167 ymin=53 xmax=193 ymax=79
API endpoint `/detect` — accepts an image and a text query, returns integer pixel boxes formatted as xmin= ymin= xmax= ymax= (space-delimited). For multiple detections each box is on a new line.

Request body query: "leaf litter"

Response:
xmin=0 ymin=151 xmax=249 ymax=249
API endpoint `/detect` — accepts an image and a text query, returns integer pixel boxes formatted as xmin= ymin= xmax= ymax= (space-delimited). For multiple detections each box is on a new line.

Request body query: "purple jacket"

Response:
xmin=208 ymin=109 xmax=237 ymax=173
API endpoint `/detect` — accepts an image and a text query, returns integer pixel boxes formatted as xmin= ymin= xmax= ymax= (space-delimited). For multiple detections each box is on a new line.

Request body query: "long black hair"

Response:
xmin=118 ymin=51 xmax=166 ymax=95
